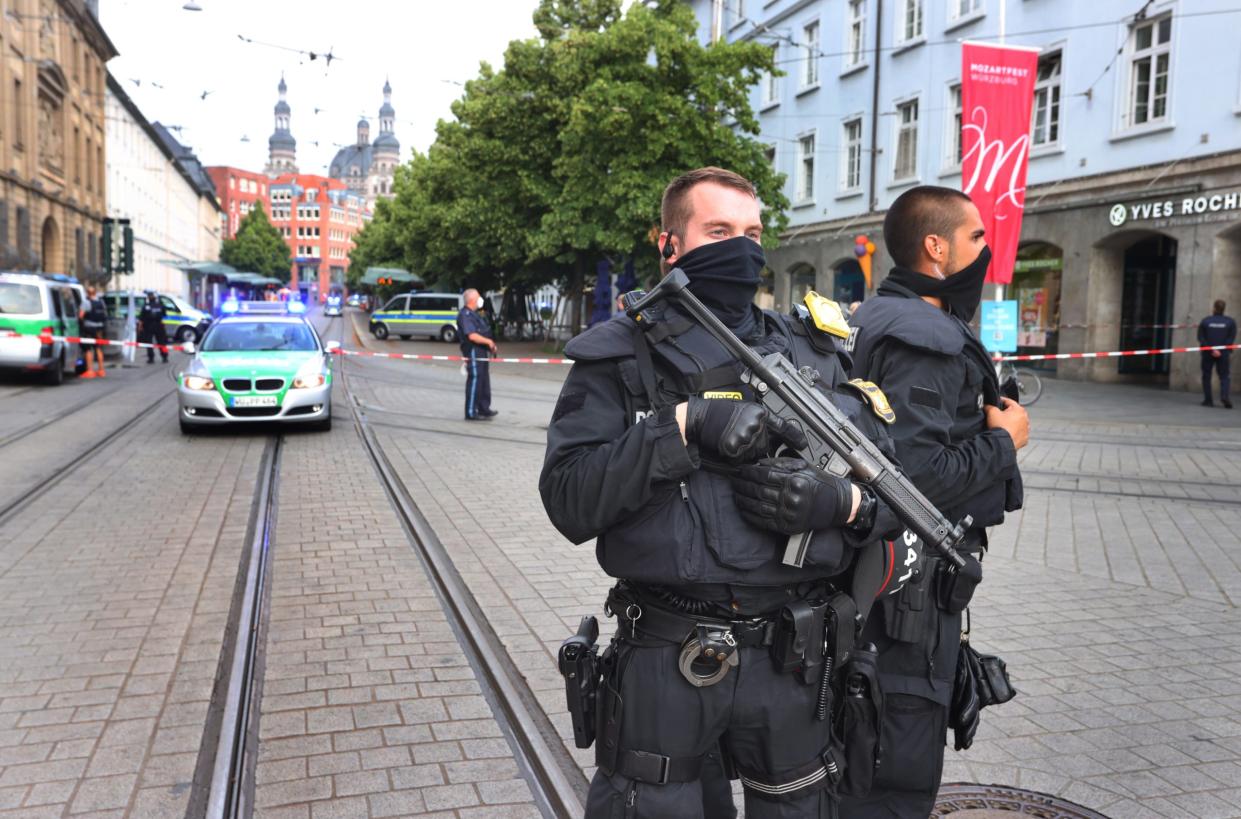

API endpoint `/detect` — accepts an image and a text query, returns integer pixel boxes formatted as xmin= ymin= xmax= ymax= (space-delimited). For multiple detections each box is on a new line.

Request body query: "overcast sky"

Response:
xmin=99 ymin=0 xmax=541 ymax=174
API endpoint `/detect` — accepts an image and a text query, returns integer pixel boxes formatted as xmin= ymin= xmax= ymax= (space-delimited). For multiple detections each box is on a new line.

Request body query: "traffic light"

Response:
xmin=120 ymin=221 xmax=134 ymax=274
xmin=101 ymin=218 xmax=113 ymax=275
xmin=377 ymin=276 xmax=393 ymax=285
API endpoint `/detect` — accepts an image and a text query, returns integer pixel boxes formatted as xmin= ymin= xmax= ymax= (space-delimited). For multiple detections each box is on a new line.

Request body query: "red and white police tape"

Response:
xmin=5 ymin=330 xmax=1236 ymax=366
xmin=0 ymin=330 xmax=189 ymax=353
xmin=996 ymin=343 xmax=1240 ymax=363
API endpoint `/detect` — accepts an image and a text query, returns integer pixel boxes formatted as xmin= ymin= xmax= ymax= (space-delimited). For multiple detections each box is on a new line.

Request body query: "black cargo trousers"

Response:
xmin=586 ymin=638 xmax=839 ymax=819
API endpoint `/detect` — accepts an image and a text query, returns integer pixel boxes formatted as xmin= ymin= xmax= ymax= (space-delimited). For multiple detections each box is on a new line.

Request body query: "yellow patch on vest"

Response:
xmin=845 ymin=379 xmax=896 ymax=424
xmin=804 ymin=291 xmax=851 ymax=339
xmin=701 ymin=390 xmax=743 ymax=400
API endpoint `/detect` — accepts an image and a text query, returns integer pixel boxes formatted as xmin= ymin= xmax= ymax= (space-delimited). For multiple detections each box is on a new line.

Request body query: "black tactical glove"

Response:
xmin=684 ymin=398 xmax=806 ymax=463
xmin=731 ymin=457 xmax=853 ymax=535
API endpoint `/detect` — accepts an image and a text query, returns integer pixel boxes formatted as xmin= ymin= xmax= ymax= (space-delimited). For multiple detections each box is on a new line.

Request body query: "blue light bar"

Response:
xmin=221 ymin=299 xmax=240 ymax=314
xmin=287 ymin=300 xmax=306 ymax=314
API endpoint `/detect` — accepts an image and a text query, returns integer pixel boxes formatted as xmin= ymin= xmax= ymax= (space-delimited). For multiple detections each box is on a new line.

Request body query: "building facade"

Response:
xmin=691 ymin=0 xmax=1241 ymax=390
xmin=0 ymin=0 xmax=115 ymax=282
xmin=328 ymin=80 xmax=400 ymax=210
xmin=268 ymin=173 xmax=368 ymax=299
xmin=205 ymin=166 xmax=269 ymax=239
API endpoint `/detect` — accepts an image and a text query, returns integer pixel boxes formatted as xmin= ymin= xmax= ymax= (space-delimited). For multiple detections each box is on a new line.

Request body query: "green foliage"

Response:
xmin=352 ymin=0 xmax=787 ymax=328
xmin=220 ymin=203 xmax=293 ymax=281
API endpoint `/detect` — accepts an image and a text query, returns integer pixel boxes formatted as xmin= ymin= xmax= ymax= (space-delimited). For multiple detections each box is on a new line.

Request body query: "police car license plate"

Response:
xmin=232 ymin=395 xmax=278 ymax=407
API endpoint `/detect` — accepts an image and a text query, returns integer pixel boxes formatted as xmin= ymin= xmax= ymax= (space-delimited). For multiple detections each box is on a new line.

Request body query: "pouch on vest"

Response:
xmin=881 ymin=559 xmax=933 ymax=644
xmin=835 ymin=642 xmax=884 ymax=798
xmin=935 ymin=553 xmax=982 ymax=614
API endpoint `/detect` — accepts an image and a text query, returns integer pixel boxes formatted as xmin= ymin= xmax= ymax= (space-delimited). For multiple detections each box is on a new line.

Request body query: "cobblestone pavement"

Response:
xmin=252 ymin=390 xmax=540 ymax=819
xmin=0 ymin=405 xmax=265 ymax=817
xmin=342 ymin=341 xmax=1241 ymax=818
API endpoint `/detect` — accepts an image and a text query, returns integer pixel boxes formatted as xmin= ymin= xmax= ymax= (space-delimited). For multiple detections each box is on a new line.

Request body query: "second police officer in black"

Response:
xmin=839 ymin=186 xmax=1028 ymax=819
xmin=540 ymin=168 xmax=901 ymax=819
xmin=138 ymin=291 xmax=169 ymax=364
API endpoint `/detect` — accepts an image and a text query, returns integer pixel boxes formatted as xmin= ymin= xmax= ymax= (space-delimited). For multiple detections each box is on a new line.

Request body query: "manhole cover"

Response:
xmin=933 ymin=783 xmax=1111 ymax=818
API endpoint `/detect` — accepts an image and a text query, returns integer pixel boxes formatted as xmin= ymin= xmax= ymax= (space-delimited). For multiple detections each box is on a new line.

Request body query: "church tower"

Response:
xmin=371 ymin=78 xmax=400 ymax=200
xmin=266 ymin=75 xmax=297 ymax=178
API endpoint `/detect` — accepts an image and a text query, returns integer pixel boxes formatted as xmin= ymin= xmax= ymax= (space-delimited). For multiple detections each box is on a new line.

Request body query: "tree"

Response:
xmin=220 ymin=202 xmax=293 ymax=281
xmin=347 ymin=197 xmax=403 ymax=290
xmin=358 ymin=0 xmax=786 ymax=333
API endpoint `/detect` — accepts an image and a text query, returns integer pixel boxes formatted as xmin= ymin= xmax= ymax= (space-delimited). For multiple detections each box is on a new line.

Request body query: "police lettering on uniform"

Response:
xmin=138 ymin=292 xmax=169 ymax=364
xmin=457 ymin=289 xmax=498 ymax=420
xmin=540 ymin=168 xmax=902 ymax=819
xmin=839 ymin=186 xmax=1027 ymax=819
xmin=1198 ymin=299 xmax=1236 ymax=409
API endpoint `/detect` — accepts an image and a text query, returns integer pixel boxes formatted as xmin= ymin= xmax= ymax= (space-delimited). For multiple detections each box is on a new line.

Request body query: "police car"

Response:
xmin=369 ymin=292 xmax=462 ymax=342
xmin=177 ymin=311 xmax=336 ymax=433
xmin=104 ymin=290 xmax=211 ymax=342
xmin=324 ymin=292 xmax=343 ymax=317
xmin=0 ymin=272 xmax=82 ymax=384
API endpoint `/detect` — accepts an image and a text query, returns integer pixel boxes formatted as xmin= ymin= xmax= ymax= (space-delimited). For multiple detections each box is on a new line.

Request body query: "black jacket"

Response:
xmin=846 ymin=281 xmax=1021 ymax=531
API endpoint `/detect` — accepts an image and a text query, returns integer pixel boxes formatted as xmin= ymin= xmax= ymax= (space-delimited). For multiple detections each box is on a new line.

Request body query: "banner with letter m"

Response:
xmin=961 ymin=42 xmax=1040 ymax=285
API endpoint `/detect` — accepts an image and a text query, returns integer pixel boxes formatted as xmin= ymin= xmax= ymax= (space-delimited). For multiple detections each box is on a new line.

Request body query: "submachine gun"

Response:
xmin=624 ymin=268 xmax=971 ymax=571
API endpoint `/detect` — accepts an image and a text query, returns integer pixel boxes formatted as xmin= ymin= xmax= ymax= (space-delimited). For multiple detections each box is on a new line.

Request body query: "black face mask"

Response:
xmin=674 ymin=235 xmax=766 ymax=333
xmin=885 ymin=245 xmax=992 ymax=322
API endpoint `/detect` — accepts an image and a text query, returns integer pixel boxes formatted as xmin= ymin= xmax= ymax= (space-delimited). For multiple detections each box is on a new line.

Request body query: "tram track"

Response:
xmin=328 ymin=314 xmax=587 ymax=818
xmin=189 ymin=435 xmax=280 ymax=819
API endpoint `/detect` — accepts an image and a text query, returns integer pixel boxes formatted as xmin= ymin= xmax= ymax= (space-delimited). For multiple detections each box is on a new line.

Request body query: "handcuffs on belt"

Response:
xmin=678 ymin=624 xmax=739 ymax=687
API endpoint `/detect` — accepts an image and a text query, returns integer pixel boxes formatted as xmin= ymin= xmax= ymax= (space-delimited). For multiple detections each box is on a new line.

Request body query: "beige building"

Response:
xmin=0 ymin=0 xmax=115 ymax=282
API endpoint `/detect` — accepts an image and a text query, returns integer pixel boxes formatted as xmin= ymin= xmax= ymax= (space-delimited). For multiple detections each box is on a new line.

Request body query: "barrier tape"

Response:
xmin=8 ymin=330 xmax=1235 ymax=367
xmin=997 ymin=343 xmax=1240 ymax=363
xmin=0 ymin=331 xmax=188 ymax=353
xmin=1013 ymin=322 xmax=1196 ymax=332
xmin=330 ymin=347 xmax=570 ymax=365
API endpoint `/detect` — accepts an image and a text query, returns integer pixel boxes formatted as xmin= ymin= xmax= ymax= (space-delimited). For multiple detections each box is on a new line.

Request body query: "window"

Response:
xmin=1126 ymin=15 xmax=1171 ymax=128
xmin=762 ymin=45 xmax=779 ymax=106
xmin=73 ymin=127 xmax=80 ymax=183
xmin=894 ymin=99 xmax=919 ymax=180
xmin=945 ymin=84 xmax=963 ymax=167
xmin=13 ymin=79 xmax=22 ymax=148
xmin=229 ymin=176 xmax=236 ymax=189
xmin=846 ymin=0 xmax=866 ymax=68
xmin=949 ymin=0 xmax=981 ymax=22
xmin=842 ymin=119 xmax=863 ymax=191
xmin=796 ymin=133 xmax=816 ymax=202
xmin=85 ymin=138 xmax=93 ymax=191
xmin=897 ymin=0 xmax=923 ymax=44
xmin=764 ymin=144 xmax=776 ymax=167
xmin=802 ymin=21 xmax=820 ymax=88
xmin=1031 ymin=51 xmax=1062 ymax=147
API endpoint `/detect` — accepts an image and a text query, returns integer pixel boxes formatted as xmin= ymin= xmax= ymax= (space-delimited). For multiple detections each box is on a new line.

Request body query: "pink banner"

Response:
xmin=961 ymin=42 xmax=1039 ymax=285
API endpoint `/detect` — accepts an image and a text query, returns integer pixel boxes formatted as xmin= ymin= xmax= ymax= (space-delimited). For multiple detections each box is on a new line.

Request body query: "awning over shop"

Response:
xmin=360 ymin=267 xmax=422 ymax=287
xmin=167 ymin=260 xmax=238 ymax=280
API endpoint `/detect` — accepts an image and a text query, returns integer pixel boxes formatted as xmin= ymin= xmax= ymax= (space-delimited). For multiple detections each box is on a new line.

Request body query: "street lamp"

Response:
xmin=182 ymin=1 xmax=203 ymax=10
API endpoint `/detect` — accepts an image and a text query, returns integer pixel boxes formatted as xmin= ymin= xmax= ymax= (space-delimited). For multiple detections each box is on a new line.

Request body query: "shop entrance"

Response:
xmin=1012 ymin=242 xmax=1063 ymax=372
xmin=832 ymin=260 xmax=865 ymax=306
xmin=1119 ymin=235 xmax=1177 ymax=376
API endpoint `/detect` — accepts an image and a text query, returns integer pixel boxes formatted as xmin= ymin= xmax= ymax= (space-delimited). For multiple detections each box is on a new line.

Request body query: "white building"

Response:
xmin=105 ymin=73 xmax=222 ymax=297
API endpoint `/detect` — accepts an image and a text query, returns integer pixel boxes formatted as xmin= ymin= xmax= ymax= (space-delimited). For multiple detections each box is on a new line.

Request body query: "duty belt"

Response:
xmin=606 ymin=585 xmax=779 ymax=648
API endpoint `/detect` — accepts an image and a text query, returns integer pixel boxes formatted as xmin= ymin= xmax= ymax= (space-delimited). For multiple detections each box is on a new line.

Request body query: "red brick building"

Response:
xmin=205 ymin=166 xmax=269 ymax=239
xmin=268 ymin=173 xmax=368 ymax=298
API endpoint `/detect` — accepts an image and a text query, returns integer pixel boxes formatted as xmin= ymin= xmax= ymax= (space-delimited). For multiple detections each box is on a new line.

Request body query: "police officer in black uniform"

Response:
xmin=138 ymin=291 xmax=169 ymax=364
xmin=541 ymin=168 xmax=900 ymax=819
xmin=839 ymin=186 xmax=1027 ymax=819
xmin=1198 ymin=299 xmax=1236 ymax=408
xmin=457 ymin=288 xmax=498 ymax=420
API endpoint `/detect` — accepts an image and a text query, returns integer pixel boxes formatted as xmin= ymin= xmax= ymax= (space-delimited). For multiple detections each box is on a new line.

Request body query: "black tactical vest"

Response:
xmin=565 ymin=305 xmax=878 ymax=589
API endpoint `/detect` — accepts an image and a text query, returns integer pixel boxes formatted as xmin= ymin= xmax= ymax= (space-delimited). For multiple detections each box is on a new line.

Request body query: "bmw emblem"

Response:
xmin=1108 ymin=204 xmax=1127 ymax=227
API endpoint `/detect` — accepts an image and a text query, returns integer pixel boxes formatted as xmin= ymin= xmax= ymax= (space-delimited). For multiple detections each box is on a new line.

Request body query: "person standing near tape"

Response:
xmin=458 ymin=289 xmax=498 ymax=421
xmin=840 ymin=186 xmax=1026 ymax=819
xmin=138 ymin=291 xmax=169 ymax=364
xmin=1198 ymin=299 xmax=1235 ymax=409
xmin=541 ymin=167 xmax=903 ymax=818
xmin=79 ymin=285 xmax=107 ymax=378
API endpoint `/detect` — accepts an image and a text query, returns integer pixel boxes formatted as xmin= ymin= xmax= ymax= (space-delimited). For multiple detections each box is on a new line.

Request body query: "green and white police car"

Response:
xmin=177 ymin=314 xmax=337 ymax=433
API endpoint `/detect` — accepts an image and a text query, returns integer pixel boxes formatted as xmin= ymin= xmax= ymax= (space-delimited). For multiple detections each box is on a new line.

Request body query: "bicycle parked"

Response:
xmin=996 ymin=359 xmax=1043 ymax=406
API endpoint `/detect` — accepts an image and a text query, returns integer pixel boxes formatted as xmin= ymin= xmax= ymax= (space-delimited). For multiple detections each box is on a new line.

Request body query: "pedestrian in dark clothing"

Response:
xmin=1199 ymin=299 xmax=1236 ymax=408
xmin=79 ymin=285 xmax=107 ymax=377
xmin=541 ymin=167 xmax=901 ymax=819
xmin=458 ymin=289 xmax=497 ymax=420
xmin=138 ymin=292 xmax=169 ymax=364
xmin=840 ymin=186 xmax=1026 ymax=819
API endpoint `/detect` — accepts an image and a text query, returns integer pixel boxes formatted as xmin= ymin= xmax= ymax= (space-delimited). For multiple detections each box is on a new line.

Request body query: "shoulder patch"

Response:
xmin=843 ymin=378 xmax=896 ymax=424
xmin=804 ymin=291 xmax=851 ymax=339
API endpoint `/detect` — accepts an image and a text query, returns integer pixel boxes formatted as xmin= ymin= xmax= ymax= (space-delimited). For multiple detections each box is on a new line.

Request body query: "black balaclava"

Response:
xmin=674 ymin=235 xmax=766 ymax=337
xmin=885 ymin=245 xmax=992 ymax=322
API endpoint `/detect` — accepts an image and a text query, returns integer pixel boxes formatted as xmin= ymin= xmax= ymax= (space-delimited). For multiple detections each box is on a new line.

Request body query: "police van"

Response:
xmin=104 ymin=290 xmax=211 ymax=342
xmin=0 ymin=272 xmax=82 ymax=385
xmin=369 ymin=292 xmax=463 ymax=343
